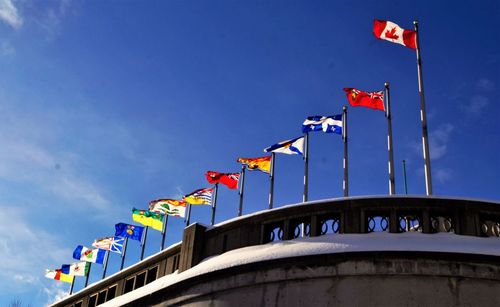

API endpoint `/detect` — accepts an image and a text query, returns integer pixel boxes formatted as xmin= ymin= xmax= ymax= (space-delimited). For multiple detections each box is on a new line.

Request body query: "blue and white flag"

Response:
xmin=72 ymin=245 xmax=106 ymax=264
xmin=61 ymin=261 xmax=90 ymax=276
xmin=302 ymin=115 xmax=342 ymax=134
xmin=92 ymin=236 xmax=125 ymax=254
xmin=264 ymin=136 xmax=304 ymax=155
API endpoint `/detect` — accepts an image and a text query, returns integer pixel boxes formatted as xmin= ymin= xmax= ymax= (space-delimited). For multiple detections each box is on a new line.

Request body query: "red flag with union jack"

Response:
xmin=343 ymin=88 xmax=385 ymax=111
xmin=205 ymin=171 xmax=240 ymax=189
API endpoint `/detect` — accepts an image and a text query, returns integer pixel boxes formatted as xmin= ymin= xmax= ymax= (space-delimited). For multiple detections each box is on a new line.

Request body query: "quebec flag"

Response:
xmin=302 ymin=115 xmax=342 ymax=134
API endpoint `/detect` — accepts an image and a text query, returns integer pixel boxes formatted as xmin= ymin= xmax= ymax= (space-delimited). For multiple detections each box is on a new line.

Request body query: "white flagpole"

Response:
xmin=160 ymin=214 xmax=168 ymax=251
xmin=84 ymin=263 xmax=92 ymax=287
xmin=69 ymin=276 xmax=75 ymax=295
xmin=140 ymin=226 xmax=149 ymax=261
xmin=185 ymin=203 xmax=192 ymax=226
xmin=414 ymin=20 xmax=433 ymax=195
xmin=342 ymin=106 xmax=349 ymax=197
xmin=303 ymin=133 xmax=309 ymax=202
xmin=119 ymin=237 xmax=129 ymax=270
xmin=211 ymin=184 xmax=219 ymax=225
xmin=102 ymin=250 xmax=110 ymax=279
xmin=238 ymin=165 xmax=246 ymax=216
xmin=385 ymin=82 xmax=396 ymax=195
xmin=268 ymin=153 xmax=276 ymax=209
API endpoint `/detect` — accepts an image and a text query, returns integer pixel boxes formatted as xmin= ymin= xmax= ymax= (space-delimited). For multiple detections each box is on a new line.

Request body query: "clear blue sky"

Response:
xmin=0 ymin=0 xmax=498 ymax=305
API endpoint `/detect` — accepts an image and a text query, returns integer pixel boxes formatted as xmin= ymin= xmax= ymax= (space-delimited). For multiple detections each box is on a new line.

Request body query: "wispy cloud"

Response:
xmin=43 ymin=283 xmax=69 ymax=306
xmin=0 ymin=40 xmax=15 ymax=56
xmin=476 ymin=78 xmax=495 ymax=92
xmin=459 ymin=78 xmax=494 ymax=117
xmin=461 ymin=95 xmax=490 ymax=116
xmin=434 ymin=168 xmax=453 ymax=183
xmin=429 ymin=123 xmax=454 ymax=160
xmin=0 ymin=0 xmax=23 ymax=29
xmin=0 ymin=207 xmax=72 ymax=295
xmin=35 ymin=0 xmax=78 ymax=41
xmin=412 ymin=123 xmax=454 ymax=161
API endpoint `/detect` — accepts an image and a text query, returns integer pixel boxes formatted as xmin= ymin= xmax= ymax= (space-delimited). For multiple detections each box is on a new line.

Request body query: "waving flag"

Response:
xmin=237 ymin=156 xmax=271 ymax=173
xmin=205 ymin=171 xmax=240 ymax=189
xmin=61 ymin=261 xmax=90 ymax=277
xmin=72 ymin=245 xmax=106 ymax=264
xmin=132 ymin=208 xmax=164 ymax=231
xmin=92 ymin=236 xmax=124 ymax=254
xmin=114 ymin=223 xmax=145 ymax=241
xmin=373 ymin=19 xmax=416 ymax=49
xmin=302 ymin=115 xmax=342 ymax=134
xmin=45 ymin=269 xmax=73 ymax=283
xmin=183 ymin=188 xmax=213 ymax=205
xmin=343 ymin=88 xmax=385 ymax=111
xmin=149 ymin=199 xmax=187 ymax=217
xmin=264 ymin=136 xmax=304 ymax=155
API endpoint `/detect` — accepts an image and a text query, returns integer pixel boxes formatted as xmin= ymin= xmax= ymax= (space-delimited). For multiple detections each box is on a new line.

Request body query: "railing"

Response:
xmin=54 ymin=196 xmax=500 ymax=307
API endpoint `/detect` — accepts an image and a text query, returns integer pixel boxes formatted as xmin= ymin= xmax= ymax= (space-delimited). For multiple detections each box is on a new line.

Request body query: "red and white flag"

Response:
xmin=343 ymin=88 xmax=385 ymax=111
xmin=205 ymin=171 xmax=240 ymax=189
xmin=373 ymin=20 xmax=416 ymax=49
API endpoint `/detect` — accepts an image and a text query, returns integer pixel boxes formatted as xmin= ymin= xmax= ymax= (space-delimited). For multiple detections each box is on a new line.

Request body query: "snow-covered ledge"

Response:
xmin=102 ymin=232 xmax=500 ymax=306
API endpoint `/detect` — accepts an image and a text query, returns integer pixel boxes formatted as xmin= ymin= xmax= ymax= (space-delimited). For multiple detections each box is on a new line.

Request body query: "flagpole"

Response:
xmin=403 ymin=159 xmax=408 ymax=194
xmin=69 ymin=276 xmax=75 ymax=295
xmin=268 ymin=153 xmax=275 ymax=209
xmin=140 ymin=226 xmax=149 ymax=261
xmin=84 ymin=263 xmax=92 ymax=287
xmin=238 ymin=165 xmax=246 ymax=216
xmin=120 ymin=237 xmax=129 ymax=270
xmin=414 ymin=20 xmax=433 ymax=195
xmin=303 ymin=132 xmax=309 ymax=202
xmin=211 ymin=183 xmax=219 ymax=225
xmin=185 ymin=204 xmax=192 ymax=226
xmin=161 ymin=215 xmax=168 ymax=251
xmin=342 ymin=106 xmax=349 ymax=197
xmin=102 ymin=251 xmax=110 ymax=279
xmin=385 ymin=82 xmax=396 ymax=195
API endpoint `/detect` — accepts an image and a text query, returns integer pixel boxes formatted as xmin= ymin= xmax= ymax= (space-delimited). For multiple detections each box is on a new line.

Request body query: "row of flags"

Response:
xmin=46 ymin=19 xmax=434 ymax=296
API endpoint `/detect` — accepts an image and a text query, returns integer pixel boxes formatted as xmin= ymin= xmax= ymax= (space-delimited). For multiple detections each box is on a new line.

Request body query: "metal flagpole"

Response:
xmin=69 ymin=276 xmax=75 ymax=295
xmin=303 ymin=133 xmax=309 ymax=202
xmin=385 ymin=82 xmax=396 ymax=195
xmin=84 ymin=263 xmax=92 ymax=287
xmin=238 ymin=165 xmax=246 ymax=216
xmin=160 ymin=215 xmax=168 ymax=251
xmin=102 ymin=250 xmax=110 ymax=279
xmin=403 ymin=160 xmax=408 ymax=194
xmin=268 ymin=153 xmax=276 ymax=209
xmin=140 ymin=226 xmax=149 ymax=261
xmin=342 ymin=106 xmax=349 ymax=197
xmin=414 ymin=20 xmax=433 ymax=195
xmin=185 ymin=204 xmax=192 ymax=226
xmin=120 ymin=237 xmax=129 ymax=270
xmin=211 ymin=183 xmax=219 ymax=225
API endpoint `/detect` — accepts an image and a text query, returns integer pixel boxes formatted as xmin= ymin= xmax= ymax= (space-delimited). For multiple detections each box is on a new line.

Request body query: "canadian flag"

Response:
xmin=373 ymin=20 xmax=416 ymax=49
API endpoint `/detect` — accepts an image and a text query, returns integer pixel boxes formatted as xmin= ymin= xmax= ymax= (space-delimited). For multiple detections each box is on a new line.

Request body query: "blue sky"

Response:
xmin=0 ymin=0 xmax=498 ymax=305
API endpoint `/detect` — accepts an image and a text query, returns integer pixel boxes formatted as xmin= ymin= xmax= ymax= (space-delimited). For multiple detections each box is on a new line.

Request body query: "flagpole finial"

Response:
xmin=384 ymin=82 xmax=390 ymax=88
xmin=413 ymin=20 xmax=419 ymax=27
xmin=343 ymin=105 xmax=347 ymax=111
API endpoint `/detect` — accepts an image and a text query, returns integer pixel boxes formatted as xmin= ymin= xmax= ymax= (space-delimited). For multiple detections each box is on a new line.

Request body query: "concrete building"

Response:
xmin=52 ymin=196 xmax=500 ymax=307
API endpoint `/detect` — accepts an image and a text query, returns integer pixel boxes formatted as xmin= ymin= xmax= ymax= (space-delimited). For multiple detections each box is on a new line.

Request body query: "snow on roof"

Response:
xmin=211 ymin=195 xmax=500 ymax=229
xmin=101 ymin=232 xmax=500 ymax=306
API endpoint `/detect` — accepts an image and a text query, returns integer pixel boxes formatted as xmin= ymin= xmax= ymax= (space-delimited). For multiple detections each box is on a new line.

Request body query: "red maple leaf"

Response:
xmin=384 ymin=27 xmax=399 ymax=40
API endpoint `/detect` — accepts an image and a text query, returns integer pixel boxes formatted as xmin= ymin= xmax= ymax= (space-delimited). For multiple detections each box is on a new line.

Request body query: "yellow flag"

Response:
xmin=237 ymin=156 xmax=271 ymax=173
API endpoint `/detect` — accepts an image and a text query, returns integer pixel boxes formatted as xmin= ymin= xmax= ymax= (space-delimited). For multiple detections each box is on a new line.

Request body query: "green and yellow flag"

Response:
xmin=132 ymin=208 xmax=164 ymax=231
